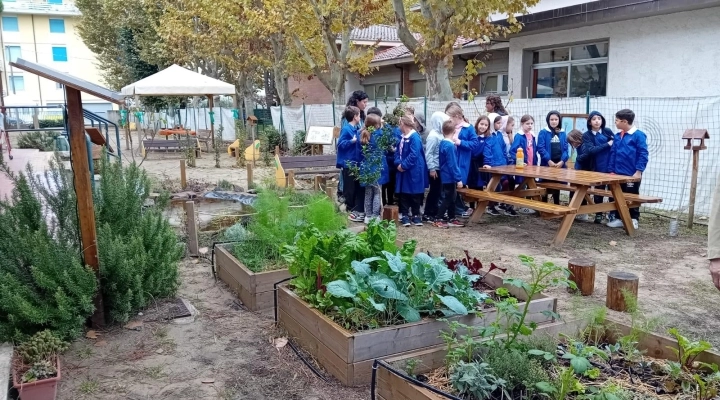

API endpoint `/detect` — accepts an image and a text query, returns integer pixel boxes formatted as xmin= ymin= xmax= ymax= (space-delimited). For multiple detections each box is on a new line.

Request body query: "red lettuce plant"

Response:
xmin=445 ymin=250 xmax=507 ymax=288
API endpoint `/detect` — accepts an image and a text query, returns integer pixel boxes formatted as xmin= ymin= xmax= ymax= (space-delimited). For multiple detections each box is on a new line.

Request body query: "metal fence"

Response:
xmin=270 ymin=96 xmax=720 ymax=217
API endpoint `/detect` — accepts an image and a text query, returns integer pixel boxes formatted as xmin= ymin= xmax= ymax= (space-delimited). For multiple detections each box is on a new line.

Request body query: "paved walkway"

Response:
xmin=0 ymin=148 xmax=54 ymax=199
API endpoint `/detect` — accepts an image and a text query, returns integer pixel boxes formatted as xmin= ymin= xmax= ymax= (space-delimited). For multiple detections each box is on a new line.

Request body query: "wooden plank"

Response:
xmin=552 ymin=186 xmax=588 ymax=246
xmin=180 ymin=160 xmax=187 ymax=189
xmin=291 ymin=169 xmax=339 ymax=176
xmin=66 ymin=85 xmax=104 ymax=327
xmin=254 ymin=268 xmax=292 ymax=293
xmin=246 ymin=163 xmax=253 ymax=188
xmin=277 ymin=286 xmax=353 ymax=362
xmin=459 ymin=189 xmax=575 ymax=215
xmin=609 ymin=183 xmax=636 ymax=236
xmin=216 ymin=262 xmax=256 ymax=309
xmin=215 ymin=246 xmax=255 ymax=293
xmin=278 ymin=308 xmax=351 ymax=385
xmin=586 ymin=188 xmax=662 ymax=203
xmin=485 ymin=165 xmax=640 ymax=186
xmin=537 ymin=181 xmax=579 ymax=192
xmin=376 ymin=365 xmax=444 ymax=400
xmin=185 ymin=201 xmax=199 ymax=256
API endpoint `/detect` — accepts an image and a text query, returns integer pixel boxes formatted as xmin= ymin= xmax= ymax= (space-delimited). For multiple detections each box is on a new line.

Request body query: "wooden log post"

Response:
xmin=180 ymin=159 xmax=187 ymax=189
xmin=606 ymin=271 xmax=639 ymax=312
xmin=325 ymin=185 xmax=334 ymax=200
xmin=185 ymin=201 xmax=199 ymax=257
xmin=382 ymin=205 xmax=399 ymax=225
xmin=568 ymin=258 xmax=596 ymax=296
xmin=314 ymin=175 xmax=323 ymax=191
xmin=246 ymin=163 xmax=253 ymax=189
xmin=287 ymin=170 xmax=295 ymax=188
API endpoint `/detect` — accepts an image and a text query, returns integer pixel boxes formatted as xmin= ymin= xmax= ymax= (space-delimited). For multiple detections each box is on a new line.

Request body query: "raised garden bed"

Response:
xmin=276 ymin=270 xmax=557 ymax=386
xmin=372 ymin=318 xmax=720 ymax=400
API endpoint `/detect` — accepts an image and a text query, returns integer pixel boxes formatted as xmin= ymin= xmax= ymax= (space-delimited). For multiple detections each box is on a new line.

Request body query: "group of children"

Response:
xmin=336 ymin=97 xmax=649 ymax=230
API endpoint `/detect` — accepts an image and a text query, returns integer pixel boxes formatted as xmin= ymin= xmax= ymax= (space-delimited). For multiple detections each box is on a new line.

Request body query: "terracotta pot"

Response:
xmin=12 ymin=356 xmax=61 ymax=400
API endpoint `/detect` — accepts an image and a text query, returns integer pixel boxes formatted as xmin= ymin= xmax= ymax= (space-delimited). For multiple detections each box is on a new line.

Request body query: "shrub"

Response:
xmin=0 ymin=166 xmax=97 ymax=342
xmin=38 ymin=118 xmax=64 ymax=129
xmin=260 ymin=126 xmax=286 ymax=154
xmin=292 ymin=130 xmax=311 ymax=156
xmin=17 ymin=131 xmax=56 ymax=151
xmin=483 ymin=346 xmax=550 ymax=394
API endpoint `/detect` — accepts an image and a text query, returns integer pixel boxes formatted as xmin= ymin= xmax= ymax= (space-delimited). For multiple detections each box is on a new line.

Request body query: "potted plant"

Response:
xmin=12 ymin=330 xmax=68 ymax=400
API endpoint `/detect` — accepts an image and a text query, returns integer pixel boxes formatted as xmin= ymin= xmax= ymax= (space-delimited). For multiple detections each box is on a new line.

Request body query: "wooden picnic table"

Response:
xmin=461 ymin=165 xmax=652 ymax=245
xmin=159 ymin=128 xmax=196 ymax=138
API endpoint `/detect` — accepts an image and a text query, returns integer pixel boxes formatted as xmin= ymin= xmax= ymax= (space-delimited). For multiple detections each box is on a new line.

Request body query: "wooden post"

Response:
xmin=287 ymin=170 xmax=295 ymax=188
xmin=382 ymin=205 xmax=399 ymax=225
xmin=606 ymin=271 xmax=639 ymax=312
xmin=688 ymin=149 xmax=700 ymax=228
xmin=208 ymin=95 xmax=215 ymax=149
xmin=185 ymin=201 xmax=199 ymax=257
xmin=66 ymin=86 xmax=104 ymax=327
xmin=246 ymin=162 xmax=253 ymax=189
xmin=275 ymin=145 xmax=280 ymax=156
xmin=180 ymin=159 xmax=187 ymax=189
xmin=567 ymin=258 xmax=596 ymax=296
xmin=314 ymin=175 xmax=322 ymax=191
xmin=325 ymin=185 xmax=333 ymax=200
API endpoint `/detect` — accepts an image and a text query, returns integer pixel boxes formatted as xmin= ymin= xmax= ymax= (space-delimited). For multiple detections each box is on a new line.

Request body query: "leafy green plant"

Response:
xmin=667 ymin=328 xmax=712 ymax=369
xmin=450 ymin=361 xmax=507 ymax=400
xmin=440 ymin=321 xmax=484 ymax=367
xmin=292 ymin=130 xmax=311 ymax=156
xmin=402 ymin=358 xmax=420 ymax=377
xmin=537 ymin=366 xmax=585 ymax=400
xmin=484 ymin=346 xmax=550 ymax=395
xmin=17 ymin=131 xmax=56 ymax=151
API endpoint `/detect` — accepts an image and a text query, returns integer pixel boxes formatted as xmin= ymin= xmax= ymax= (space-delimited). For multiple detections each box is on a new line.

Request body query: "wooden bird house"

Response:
xmin=246 ymin=115 xmax=258 ymax=126
xmin=683 ymin=129 xmax=709 ymax=150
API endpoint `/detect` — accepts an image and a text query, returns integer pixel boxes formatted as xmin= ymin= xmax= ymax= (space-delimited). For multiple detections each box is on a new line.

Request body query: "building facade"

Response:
xmin=1 ymin=0 xmax=112 ymax=115
xmin=338 ymin=0 xmax=720 ymax=102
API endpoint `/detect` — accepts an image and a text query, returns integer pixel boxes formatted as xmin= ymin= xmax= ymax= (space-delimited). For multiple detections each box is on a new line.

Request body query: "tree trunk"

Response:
xmin=568 ymin=258 xmax=596 ymax=296
xmin=270 ymin=34 xmax=292 ymax=106
xmin=425 ymin=57 xmax=454 ymax=101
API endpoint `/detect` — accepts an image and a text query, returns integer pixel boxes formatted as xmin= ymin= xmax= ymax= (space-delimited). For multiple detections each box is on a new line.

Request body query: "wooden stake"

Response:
xmin=382 ymin=205 xmax=399 ymax=225
xmin=66 ymin=86 xmax=104 ymax=327
xmin=246 ymin=162 xmax=253 ymax=189
xmin=185 ymin=201 xmax=199 ymax=257
xmin=180 ymin=159 xmax=187 ymax=189
xmin=325 ymin=185 xmax=333 ymax=200
xmin=287 ymin=170 xmax=295 ymax=188
xmin=567 ymin=258 xmax=596 ymax=296
xmin=606 ymin=271 xmax=639 ymax=312
xmin=314 ymin=175 xmax=322 ymax=191
xmin=688 ymin=149 xmax=700 ymax=228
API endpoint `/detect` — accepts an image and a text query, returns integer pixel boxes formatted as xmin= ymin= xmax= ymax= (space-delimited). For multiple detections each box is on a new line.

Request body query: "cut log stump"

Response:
xmin=382 ymin=205 xmax=399 ymax=225
xmin=568 ymin=258 xmax=596 ymax=296
xmin=606 ymin=271 xmax=639 ymax=312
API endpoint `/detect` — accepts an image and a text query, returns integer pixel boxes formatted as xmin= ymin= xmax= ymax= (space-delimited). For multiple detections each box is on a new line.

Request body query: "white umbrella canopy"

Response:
xmin=120 ymin=64 xmax=236 ymax=96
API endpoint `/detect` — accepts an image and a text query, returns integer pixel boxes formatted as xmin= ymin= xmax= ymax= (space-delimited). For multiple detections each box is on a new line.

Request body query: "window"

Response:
xmin=5 ymin=46 xmax=21 ymax=63
xmin=10 ymin=76 xmax=25 ymax=92
xmin=531 ymin=41 xmax=608 ymax=98
xmin=481 ymin=74 xmax=508 ymax=94
xmin=49 ymin=19 xmax=65 ymax=33
xmin=365 ymin=83 xmax=399 ymax=101
xmin=412 ymin=80 xmax=427 ymax=98
xmin=2 ymin=17 xmax=19 ymax=32
xmin=52 ymin=46 xmax=67 ymax=61
xmin=47 ymin=0 xmax=63 ymax=4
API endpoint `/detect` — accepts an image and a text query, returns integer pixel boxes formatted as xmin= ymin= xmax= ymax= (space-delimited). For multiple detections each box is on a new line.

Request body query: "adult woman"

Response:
xmin=485 ymin=95 xmax=508 ymax=116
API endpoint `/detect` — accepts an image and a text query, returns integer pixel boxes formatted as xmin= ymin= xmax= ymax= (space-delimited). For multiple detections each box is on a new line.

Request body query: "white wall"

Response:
xmin=508 ymin=7 xmax=720 ymax=97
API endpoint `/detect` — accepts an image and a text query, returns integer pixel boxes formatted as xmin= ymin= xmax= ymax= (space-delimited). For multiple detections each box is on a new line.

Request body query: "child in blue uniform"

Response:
xmin=423 ymin=111 xmax=450 ymax=222
xmin=336 ymin=106 xmax=364 ymax=222
xmin=445 ymin=104 xmax=478 ymax=218
xmin=483 ymin=114 xmax=518 ymax=217
xmin=433 ymin=120 xmax=465 ymax=229
xmin=607 ymin=109 xmax=649 ymax=230
xmin=537 ymin=110 xmax=569 ymax=205
xmin=359 ymin=114 xmax=389 ymax=224
xmin=395 ymin=115 xmax=428 ymax=227
xmin=510 ymin=115 xmax=539 ymax=167
xmin=584 ymin=111 xmax=615 ymax=223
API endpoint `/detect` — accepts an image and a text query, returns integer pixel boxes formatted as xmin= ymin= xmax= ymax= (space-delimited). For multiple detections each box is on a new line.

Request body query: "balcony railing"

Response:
xmin=2 ymin=1 xmax=81 ymax=16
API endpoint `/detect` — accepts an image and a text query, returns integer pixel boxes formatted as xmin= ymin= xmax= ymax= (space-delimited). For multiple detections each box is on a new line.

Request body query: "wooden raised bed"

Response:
xmin=277 ymin=271 xmax=557 ymax=386
xmin=373 ymin=318 xmax=720 ymax=400
xmin=215 ymin=245 xmax=291 ymax=312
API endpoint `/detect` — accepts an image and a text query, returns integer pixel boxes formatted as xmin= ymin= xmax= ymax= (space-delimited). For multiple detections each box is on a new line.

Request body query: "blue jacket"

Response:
xmin=455 ymin=124 xmax=479 ymax=185
xmin=360 ymin=130 xmax=390 ymax=187
xmin=384 ymin=125 xmax=402 ymax=170
xmin=584 ymin=111 xmax=615 ymax=173
xmin=438 ymin=139 xmax=462 ymax=184
xmin=609 ymin=127 xmax=649 ymax=176
xmin=509 ymin=133 xmax=539 ymax=166
xmin=537 ymin=128 xmax=569 ymax=167
xmin=394 ymin=131 xmax=427 ymax=194
xmin=336 ymin=124 xmax=361 ymax=168
xmin=469 ymin=136 xmax=487 ymax=189
xmin=483 ymin=132 xmax=509 ymax=168
xmin=574 ymin=142 xmax=592 ymax=171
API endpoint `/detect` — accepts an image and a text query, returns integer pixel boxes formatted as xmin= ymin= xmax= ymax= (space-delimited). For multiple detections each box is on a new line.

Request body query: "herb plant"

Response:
xmin=450 ymin=361 xmax=508 ymax=400
xmin=667 ymin=328 xmax=712 ymax=369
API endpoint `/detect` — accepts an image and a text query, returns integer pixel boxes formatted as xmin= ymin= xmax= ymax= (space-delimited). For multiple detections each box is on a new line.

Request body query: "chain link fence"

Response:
xmin=271 ymin=96 xmax=720 ymax=217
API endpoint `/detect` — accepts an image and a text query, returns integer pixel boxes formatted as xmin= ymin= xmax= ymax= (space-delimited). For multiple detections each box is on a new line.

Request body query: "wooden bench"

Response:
xmin=278 ymin=155 xmax=339 ymax=187
xmin=142 ymin=139 xmax=199 ymax=157
xmin=459 ymin=188 xmax=577 ymax=216
xmin=535 ymin=182 xmax=662 ymax=204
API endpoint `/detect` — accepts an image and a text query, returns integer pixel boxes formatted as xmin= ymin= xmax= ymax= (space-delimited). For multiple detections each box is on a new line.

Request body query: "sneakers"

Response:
xmin=422 ymin=215 xmax=434 ymax=223
xmin=575 ymin=214 xmax=591 ymax=222
xmin=594 ymin=214 xmax=603 ymax=224
xmin=348 ymin=212 xmax=365 ymax=222
xmin=433 ymin=220 xmax=449 ymax=229
xmin=448 ymin=219 xmax=465 ymax=227
xmin=501 ymin=205 xmax=519 ymax=217
xmin=412 ymin=216 xmax=424 ymax=226
xmin=338 ymin=195 xmax=345 ymax=204
xmin=461 ymin=208 xmax=474 ymax=218
xmin=606 ymin=218 xmax=623 ymax=228
xmin=486 ymin=206 xmax=502 ymax=216
xmin=363 ymin=216 xmax=371 ymax=224
xmin=400 ymin=216 xmax=411 ymax=227
xmin=632 ymin=219 xmax=639 ymax=230
xmin=517 ymin=207 xmax=536 ymax=215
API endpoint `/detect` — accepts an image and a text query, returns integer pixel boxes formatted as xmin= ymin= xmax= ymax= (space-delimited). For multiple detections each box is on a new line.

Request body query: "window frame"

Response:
xmin=5 ymin=45 xmax=21 ymax=63
xmin=51 ymin=46 xmax=68 ymax=62
xmin=49 ymin=18 xmax=65 ymax=33
xmin=2 ymin=17 xmax=19 ymax=32
xmin=365 ymin=83 xmax=400 ymax=101
xmin=10 ymin=76 xmax=25 ymax=92
xmin=480 ymin=73 xmax=509 ymax=95
xmin=531 ymin=41 xmax=609 ymax=98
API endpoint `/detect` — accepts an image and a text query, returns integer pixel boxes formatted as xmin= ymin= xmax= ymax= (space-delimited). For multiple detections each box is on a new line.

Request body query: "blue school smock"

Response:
xmin=336 ymin=123 xmax=360 ymax=168
xmin=509 ymin=133 xmax=539 ymax=166
xmin=608 ymin=127 xmax=649 ymax=176
xmin=438 ymin=139 xmax=463 ymax=184
xmin=585 ymin=111 xmax=615 ymax=173
xmin=360 ymin=131 xmax=390 ymax=187
xmin=455 ymin=124 xmax=479 ymax=185
xmin=394 ymin=131 xmax=427 ymax=194
xmin=537 ymin=128 xmax=569 ymax=167
xmin=482 ymin=133 xmax=508 ymax=168
xmin=468 ymin=135 xmax=487 ymax=188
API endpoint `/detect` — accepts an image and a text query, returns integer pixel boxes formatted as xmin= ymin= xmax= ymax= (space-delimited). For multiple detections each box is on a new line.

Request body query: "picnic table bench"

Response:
xmin=142 ymin=139 xmax=200 ymax=158
xmin=459 ymin=166 xmax=661 ymax=245
xmin=277 ymin=154 xmax=339 ymax=187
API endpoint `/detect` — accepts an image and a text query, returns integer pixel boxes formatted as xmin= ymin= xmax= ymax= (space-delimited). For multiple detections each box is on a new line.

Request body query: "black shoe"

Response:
xmin=422 ymin=215 xmax=434 ymax=222
xmin=594 ymin=214 xmax=603 ymax=224
xmin=486 ymin=206 xmax=501 ymax=216
xmin=502 ymin=205 xmax=519 ymax=217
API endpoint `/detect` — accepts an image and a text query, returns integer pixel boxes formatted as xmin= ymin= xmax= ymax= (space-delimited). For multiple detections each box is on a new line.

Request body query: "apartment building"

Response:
xmin=1 ymin=0 xmax=112 ymax=115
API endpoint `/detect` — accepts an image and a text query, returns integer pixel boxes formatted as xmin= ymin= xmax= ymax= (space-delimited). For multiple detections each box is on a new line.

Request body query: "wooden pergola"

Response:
xmin=10 ymin=58 xmax=125 ymax=326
